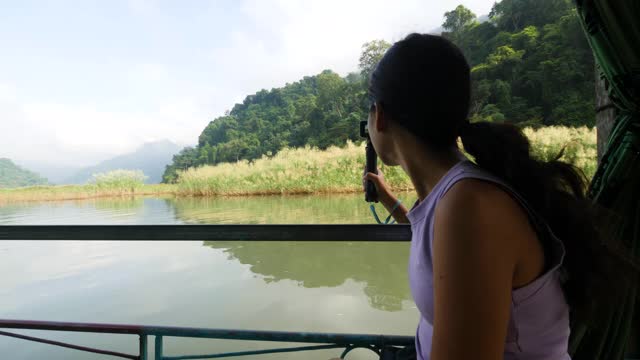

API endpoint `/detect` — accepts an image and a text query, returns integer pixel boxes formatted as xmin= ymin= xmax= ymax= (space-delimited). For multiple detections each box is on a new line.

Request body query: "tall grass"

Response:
xmin=90 ymin=169 xmax=148 ymax=191
xmin=523 ymin=126 xmax=597 ymax=179
xmin=0 ymin=127 xmax=597 ymax=202
xmin=177 ymin=126 xmax=597 ymax=196
xmin=176 ymin=141 xmax=400 ymax=196
xmin=0 ymin=184 xmax=176 ymax=204
xmin=0 ymin=170 xmax=175 ymax=203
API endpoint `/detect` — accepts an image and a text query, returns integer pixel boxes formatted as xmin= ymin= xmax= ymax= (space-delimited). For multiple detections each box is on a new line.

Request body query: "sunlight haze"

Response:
xmin=0 ymin=0 xmax=496 ymax=170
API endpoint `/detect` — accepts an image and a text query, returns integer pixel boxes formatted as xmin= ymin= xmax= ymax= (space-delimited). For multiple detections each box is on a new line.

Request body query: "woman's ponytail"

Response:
xmin=460 ymin=122 xmax=533 ymax=184
xmin=460 ymin=120 xmax=618 ymax=318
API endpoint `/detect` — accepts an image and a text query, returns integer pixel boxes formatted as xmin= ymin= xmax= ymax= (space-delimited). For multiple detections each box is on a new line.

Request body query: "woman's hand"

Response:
xmin=362 ymin=166 xmax=393 ymax=204
xmin=362 ymin=166 xmax=411 ymax=224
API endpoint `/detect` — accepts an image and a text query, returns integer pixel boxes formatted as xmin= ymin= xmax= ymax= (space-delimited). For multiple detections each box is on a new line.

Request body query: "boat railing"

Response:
xmin=0 ymin=319 xmax=415 ymax=359
xmin=0 ymin=224 xmax=413 ymax=359
xmin=0 ymin=224 xmax=637 ymax=359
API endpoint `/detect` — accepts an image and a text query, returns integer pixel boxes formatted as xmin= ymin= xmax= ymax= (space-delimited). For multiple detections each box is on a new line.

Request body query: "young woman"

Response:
xmin=360 ymin=34 xmax=616 ymax=360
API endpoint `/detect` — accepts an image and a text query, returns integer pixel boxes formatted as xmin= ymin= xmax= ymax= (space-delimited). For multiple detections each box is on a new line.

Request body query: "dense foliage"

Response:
xmin=0 ymin=158 xmax=48 ymax=188
xmin=163 ymin=0 xmax=595 ymax=183
xmin=444 ymin=0 xmax=595 ymax=126
xmin=162 ymin=70 xmax=373 ymax=183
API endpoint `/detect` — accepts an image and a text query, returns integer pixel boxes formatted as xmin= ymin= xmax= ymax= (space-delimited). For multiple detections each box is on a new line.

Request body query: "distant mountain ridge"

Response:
xmin=0 ymin=158 xmax=48 ymax=188
xmin=63 ymin=140 xmax=182 ymax=184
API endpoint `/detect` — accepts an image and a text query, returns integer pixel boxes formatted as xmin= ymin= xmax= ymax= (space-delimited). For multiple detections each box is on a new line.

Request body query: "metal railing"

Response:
xmin=1 ymin=224 xmax=637 ymax=359
xmin=0 ymin=224 xmax=413 ymax=359
xmin=0 ymin=319 xmax=414 ymax=359
xmin=0 ymin=224 xmax=411 ymax=241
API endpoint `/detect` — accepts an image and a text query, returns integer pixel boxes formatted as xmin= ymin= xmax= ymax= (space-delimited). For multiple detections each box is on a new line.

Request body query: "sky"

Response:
xmin=0 ymin=0 xmax=496 ymax=170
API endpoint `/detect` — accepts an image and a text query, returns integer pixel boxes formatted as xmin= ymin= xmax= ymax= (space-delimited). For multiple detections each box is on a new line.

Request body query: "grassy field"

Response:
xmin=175 ymin=142 xmax=413 ymax=196
xmin=523 ymin=126 xmax=597 ymax=179
xmin=0 ymin=183 xmax=177 ymax=204
xmin=0 ymin=126 xmax=596 ymax=202
xmin=0 ymin=170 xmax=176 ymax=204
xmin=177 ymin=126 xmax=597 ymax=196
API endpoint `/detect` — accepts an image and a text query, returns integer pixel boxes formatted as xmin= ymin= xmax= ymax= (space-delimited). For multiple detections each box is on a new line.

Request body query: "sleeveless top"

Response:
xmin=407 ymin=159 xmax=571 ymax=360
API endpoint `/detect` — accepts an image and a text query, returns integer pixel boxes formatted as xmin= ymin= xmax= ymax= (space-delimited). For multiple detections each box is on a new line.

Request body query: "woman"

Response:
xmin=360 ymin=34 xmax=616 ymax=360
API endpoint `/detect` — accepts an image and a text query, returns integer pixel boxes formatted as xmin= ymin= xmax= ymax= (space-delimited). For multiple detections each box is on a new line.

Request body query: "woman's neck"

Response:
xmin=396 ymin=138 xmax=464 ymax=201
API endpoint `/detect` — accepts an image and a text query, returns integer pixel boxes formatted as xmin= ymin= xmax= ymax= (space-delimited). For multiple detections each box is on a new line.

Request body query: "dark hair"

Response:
xmin=369 ymin=33 xmax=627 ymax=319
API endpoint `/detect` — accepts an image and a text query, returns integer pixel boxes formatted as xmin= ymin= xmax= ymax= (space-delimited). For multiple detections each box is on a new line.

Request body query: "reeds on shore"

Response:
xmin=176 ymin=126 xmax=597 ymax=196
xmin=0 ymin=126 xmax=596 ymax=202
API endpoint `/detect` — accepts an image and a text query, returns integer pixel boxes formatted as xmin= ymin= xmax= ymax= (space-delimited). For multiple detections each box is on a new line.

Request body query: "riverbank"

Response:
xmin=176 ymin=141 xmax=414 ymax=196
xmin=0 ymin=184 xmax=176 ymax=204
xmin=0 ymin=126 xmax=596 ymax=202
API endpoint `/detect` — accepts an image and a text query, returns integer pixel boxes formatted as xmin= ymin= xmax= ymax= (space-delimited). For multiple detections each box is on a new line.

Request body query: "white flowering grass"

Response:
xmin=177 ymin=126 xmax=597 ymax=195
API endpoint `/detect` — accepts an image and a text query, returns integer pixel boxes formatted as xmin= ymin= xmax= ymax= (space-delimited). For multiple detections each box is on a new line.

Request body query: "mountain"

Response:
xmin=18 ymin=163 xmax=83 ymax=185
xmin=63 ymin=140 xmax=182 ymax=184
xmin=0 ymin=158 xmax=48 ymax=188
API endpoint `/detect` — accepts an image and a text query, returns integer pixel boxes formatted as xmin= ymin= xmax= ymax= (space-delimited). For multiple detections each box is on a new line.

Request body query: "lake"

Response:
xmin=0 ymin=193 xmax=419 ymax=359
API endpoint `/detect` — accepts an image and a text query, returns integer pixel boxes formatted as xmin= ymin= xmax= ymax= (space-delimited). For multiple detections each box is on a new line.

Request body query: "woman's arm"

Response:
xmin=362 ymin=167 xmax=411 ymax=224
xmin=430 ymin=179 xmax=522 ymax=360
xmin=378 ymin=191 xmax=410 ymax=224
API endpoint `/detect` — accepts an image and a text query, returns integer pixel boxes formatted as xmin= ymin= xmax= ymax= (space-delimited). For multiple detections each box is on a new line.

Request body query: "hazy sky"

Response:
xmin=0 ymin=0 xmax=496 ymax=168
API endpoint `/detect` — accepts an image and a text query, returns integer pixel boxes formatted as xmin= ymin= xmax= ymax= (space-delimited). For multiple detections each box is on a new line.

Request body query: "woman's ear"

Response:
xmin=374 ymin=101 xmax=387 ymax=132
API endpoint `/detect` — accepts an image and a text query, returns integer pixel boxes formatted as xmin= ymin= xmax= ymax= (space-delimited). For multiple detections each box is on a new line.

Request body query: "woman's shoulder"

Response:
xmin=434 ymin=176 xmax=538 ymax=259
xmin=437 ymin=176 xmax=527 ymax=226
xmin=440 ymin=161 xmax=535 ymax=222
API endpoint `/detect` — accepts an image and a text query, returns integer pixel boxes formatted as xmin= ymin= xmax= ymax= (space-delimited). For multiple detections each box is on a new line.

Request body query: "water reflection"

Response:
xmin=0 ymin=197 xmax=180 ymax=224
xmin=0 ymin=194 xmax=417 ymax=311
xmin=168 ymin=193 xmax=382 ymax=224
xmin=0 ymin=194 xmax=418 ymax=359
xmin=170 ymin=194 xmax=416 ymax=312
xmin=203 ymin=241 xmax=412 ymax=311
xmin=0 ymin=192 xmax=417 ymax=225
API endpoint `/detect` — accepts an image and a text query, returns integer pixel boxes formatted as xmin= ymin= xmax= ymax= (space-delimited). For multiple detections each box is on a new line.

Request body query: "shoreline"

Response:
xmin=0 ymin=126 xmax=596 ymax=204
xmin=0 ymin=185 xmax=415 ymax=204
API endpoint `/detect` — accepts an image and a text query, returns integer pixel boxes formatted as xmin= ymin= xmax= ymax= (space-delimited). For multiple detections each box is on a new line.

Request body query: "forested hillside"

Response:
xmin=162 ymin=69 xmax=373 ymax=183
xmin=0 ymin=158 xmax=48 ymax=188
xmin=445 ymin=0 xmax=594 ymax=125
xmin=163 ymin=0 xmax=594 ymax=183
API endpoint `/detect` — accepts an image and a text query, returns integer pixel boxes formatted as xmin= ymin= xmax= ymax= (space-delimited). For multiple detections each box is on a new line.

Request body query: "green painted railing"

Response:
xmin=0 ymin=224 xmax=637 ymax=359
xmin=0 ymin=319 xmax=414 ymax=359
xmin=0 ymin=224 xmax=414 ymax=359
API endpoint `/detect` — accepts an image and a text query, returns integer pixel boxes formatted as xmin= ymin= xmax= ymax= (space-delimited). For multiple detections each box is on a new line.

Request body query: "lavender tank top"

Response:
xmin=407 ymin=159 xmax=571 ymax=360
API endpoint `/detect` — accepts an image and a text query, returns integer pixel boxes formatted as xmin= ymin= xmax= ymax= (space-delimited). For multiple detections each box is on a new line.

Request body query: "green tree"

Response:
xmin=442 ymin=5 xmax=477 ymax=42
xmin=163 ymin=147 xmax=199 ymax=183
xmin=0 ymin=158 xmax=48 ymax=188
xmin=461 ymin=1 xmax=593 ymax=125
xmin=358 ymin=40 xmax=391 ymax=81
xmin=489 ymin=0 xmax=572 ymax=32
xmin=163 ymin=0 xmax=595 ymax=182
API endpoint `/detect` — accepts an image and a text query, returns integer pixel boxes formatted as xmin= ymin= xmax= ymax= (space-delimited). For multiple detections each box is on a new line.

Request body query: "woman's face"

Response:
xmin=367 ymin=102 xmax=398 ymax=166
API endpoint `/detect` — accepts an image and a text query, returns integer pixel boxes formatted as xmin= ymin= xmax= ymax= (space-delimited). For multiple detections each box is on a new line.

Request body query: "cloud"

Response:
xmin=129 ymin=63 xmax=170 ymax=84
xmin=210 ymin=0 xmax=430 ymax=89
xmin=0 ymin=1 xmax=496 ymax=169
xmin=0 ymin=83 xmax=18 ymax=102
xmin=127 ymin=0 xmax=158 ymax=15
xmin=208 ymin=0 xmax=494 ymax=99
xmin=0 ymin=81 xmax=208 ymax=167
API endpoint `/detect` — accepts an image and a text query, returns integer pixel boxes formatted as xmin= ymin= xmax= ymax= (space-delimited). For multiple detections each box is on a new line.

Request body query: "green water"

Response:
xmin=0 ymin=193 xmax=419 ymax=359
